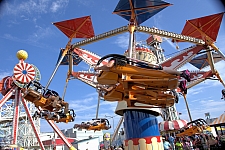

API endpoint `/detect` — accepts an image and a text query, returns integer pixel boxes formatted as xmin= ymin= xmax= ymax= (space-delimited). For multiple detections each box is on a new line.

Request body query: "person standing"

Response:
xmin=163 ymin=137 xmax=172 ymax=150
xmin=168 ymin=135 xmax=175 ymax=150
xmin=175 ymin=138 xmax=183 ymax=150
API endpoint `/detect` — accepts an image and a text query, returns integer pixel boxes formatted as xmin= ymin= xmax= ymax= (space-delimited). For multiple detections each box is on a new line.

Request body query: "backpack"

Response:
xmin=222 ymin=89 xmax=225 ymax=99
xmin=180 ymin=70 xmax=191 ymax=82
xmin=179 ymin=80 xmax=187 ymax=94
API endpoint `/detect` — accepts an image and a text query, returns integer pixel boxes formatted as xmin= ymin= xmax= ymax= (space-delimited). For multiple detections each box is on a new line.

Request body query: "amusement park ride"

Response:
xmin=176 ymin=119 xmax=209 ymax=137
xmin=0 ymin=0 xmax=225 ymax=149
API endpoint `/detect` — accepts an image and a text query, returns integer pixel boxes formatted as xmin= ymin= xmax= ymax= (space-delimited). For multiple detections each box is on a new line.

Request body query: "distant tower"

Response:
xmin=205 ymin=112 xmax=210 ymax=119
xmin=146 ymin=34 xmax=180 ymax=121
xmin=146 ymin=34 xmax=165 ymax=63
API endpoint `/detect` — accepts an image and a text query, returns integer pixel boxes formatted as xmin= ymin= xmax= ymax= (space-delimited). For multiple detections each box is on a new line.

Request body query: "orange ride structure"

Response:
xmin=176 ymin=118 xmax=209 ymax=137
xmin=70 ymin=6 xmax=224 ymax=150
xmin=48 ymin=1 xmax=224 ymax=150
xmin=1 ymin=0 xmax=225 ymax=150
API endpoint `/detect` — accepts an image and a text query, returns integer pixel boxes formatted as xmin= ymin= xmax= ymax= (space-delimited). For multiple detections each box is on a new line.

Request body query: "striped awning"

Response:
xmin=159 ymin=119 xmax=188 ymax=131
xmin=210 ymin=113 xmax=225 ymax=126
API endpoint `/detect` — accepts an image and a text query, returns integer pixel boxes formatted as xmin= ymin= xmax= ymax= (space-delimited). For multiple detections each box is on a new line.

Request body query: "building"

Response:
xmin=41 ymin=128 xmax=104 ymax=149
xmin=72 ymin=137 xmax=100 ymax=150
xmin=61 ymin=128 xmax=103 ymax=142
xmin=42 ymin=138 xmax=75 ymax=150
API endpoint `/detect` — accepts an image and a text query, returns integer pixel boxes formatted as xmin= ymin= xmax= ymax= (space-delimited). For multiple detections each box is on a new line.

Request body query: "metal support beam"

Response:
xmin=136 ymin=26 xmax=205 ymax=45
xmin=212 ymin=44 xmax=225 ymax=62
xmin=0 ymin=86 xmax=17 ymax=108
xmin=11 ymin=89 xmax=21 ymax=145
xmin=206 ymin=47 xmax=216 ymax=74
xmin=71 ymin=25 xmax=205 ymax=48
xmin=96 ymin=93 xmax=100 ymax=119
xmin=111 ymin=117 xmax=123 ymax=143
xmin=72 ymin=26 xmax=128 ymax=48
xmin=46 ymin=120 xmax=76 ymax=150
xmin=183 ymin=94 xmax=192 ymax=122
xmin=21 ymin=98 xmax=45 ymax=150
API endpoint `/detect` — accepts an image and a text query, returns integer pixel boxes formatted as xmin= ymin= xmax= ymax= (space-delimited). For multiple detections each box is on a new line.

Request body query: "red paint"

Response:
xmin=42 ymin=138 xmax=75 ymax=146
xmin=190 ymin=70 xmax=213 ymax=80
xmin=73 ymin=48 xmax=108 ymax=66
xmin=181 ymin=12 xmax=224 ymax=42
xmin=53 ymin=16 xmax=95 ymax=38
xmin=159 ymin=120 xmax=188 ymax=131
xmin=124 ymin=136 xmax=162 ymax=146
xmin=146 ymin=35 xmax=162 ymax=45
xmin=72 ymin=72 xmax=95 ymax=81
xmin=162 ymin=45 xmax=204 ymax=69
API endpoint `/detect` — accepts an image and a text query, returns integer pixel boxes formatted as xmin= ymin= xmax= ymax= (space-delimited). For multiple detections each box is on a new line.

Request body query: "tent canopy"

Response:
xmin=210 ymin=113 xmax=225 ymax=126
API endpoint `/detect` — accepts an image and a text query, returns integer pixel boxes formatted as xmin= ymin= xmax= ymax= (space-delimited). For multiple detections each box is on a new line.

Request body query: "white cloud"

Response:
xmin=178 ymin=98 xmax=225 ymax=122
xmin=75 ymin=0 xmax=95 ymax=7
xmin=216 ymin=35 xmax=225 ymax=53
xmin=5 ymin=0 xmax=48 ymax=15
xmin=84 ymin=92 xmax=98 ymax=98
xmin=28 ymin=26 xmax=54 ymax=42
xmin=50 ymin=0 xmax=69 ymax=13
xmin=188 ymin=85 xmax=210 ymax=95
xmin=1 ymin=29 xmax=55 ymax=50
xmin=0 ymin=71 xmax=12 ymax=79
xmin=3 ymin=0 xmax=69 ymax=16
xmin=163 ymin=37 xmax=177 ymax=49
xmin=114 ymin=33 xmax=129 ymax=49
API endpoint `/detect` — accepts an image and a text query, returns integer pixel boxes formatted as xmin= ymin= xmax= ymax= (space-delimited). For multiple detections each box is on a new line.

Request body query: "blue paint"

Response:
xmin=123 ymin=110 xmax=160 ymax=140
xmin=22 ymin=70 xmax=27 ymax=74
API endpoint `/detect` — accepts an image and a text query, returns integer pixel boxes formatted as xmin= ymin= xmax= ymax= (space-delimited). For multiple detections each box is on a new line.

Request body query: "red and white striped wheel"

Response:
xmin=13 ymin=62 xmax=35 ymax=83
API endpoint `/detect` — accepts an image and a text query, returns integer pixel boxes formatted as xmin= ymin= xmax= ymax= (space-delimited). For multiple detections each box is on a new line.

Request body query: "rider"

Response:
xmin=222 ymin=89 xmax=225 ymax=99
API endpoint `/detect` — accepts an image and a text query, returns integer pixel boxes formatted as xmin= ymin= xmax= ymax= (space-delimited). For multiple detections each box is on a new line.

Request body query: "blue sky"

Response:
xmin=0 ymin=0 xmax=225 ymax=133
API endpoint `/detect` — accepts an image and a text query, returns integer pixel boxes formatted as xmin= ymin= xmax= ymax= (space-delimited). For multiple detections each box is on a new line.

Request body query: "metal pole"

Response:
xmin=62 ymin=79 xmax=69 ymax=100
xmin=105 ymin=115 xmax=116 ymax=131
xmin=113 ymin=118 xmax=114 ymax=132
xmin=213 ymin=45 xmax=225 ymax=62
xmin=21 ymin=98 xmax=45 ymax=150
xmin=206 ymin=47 xmax=216 ymax=73
xmin=128 ymin=23 xmax=135 ymax=59
xmin=68 ymin=49 xmax=73 ymax=75
xmin=96 ymin=93 xmax=100 ymax=119
xmin=111 ymin=117 xmax=123 ymax=143
xmin=128 ymin=30 xmax=134 ymax=58
xmin=12 ymin=89 xmax=20 ymax=145
xmin=45 ymin=40 xmax=72 ymax=90
xmin=0 ymin=87 xmax=17 ymax=108
xmin=183 ymin=94 xmax=192 ymax=122
xmin=45 ymin=54 xmax=65 ymax=90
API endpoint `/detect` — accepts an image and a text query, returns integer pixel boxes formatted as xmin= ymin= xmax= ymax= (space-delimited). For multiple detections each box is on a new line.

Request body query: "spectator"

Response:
xmin=175 ymin=138 xmax=183 ymax=150
xmin=182 ymin=139 xmax=190 ymax=150
xmin=208 ymin=135 xmax=217 ymax=150
xmin=188 ymin=137 xmax=194 ymax=150
xmin=163 ymin=137 xmax=172 ymax=150
xmin=168 ymin=135 xmax=175 ymax=150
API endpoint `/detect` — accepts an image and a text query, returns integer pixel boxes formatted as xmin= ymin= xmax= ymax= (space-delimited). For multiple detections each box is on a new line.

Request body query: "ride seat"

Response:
xmin=104 ymin=89 xmax=123 ymax=101
xmin=57 ymin=115 xmax=73 ymax=123
xmin=97 ymin=71 xmax=119 ymax=85
xmin=128 ymin=93 xmax=175 ymax=107
xmin=23 ymin=89 xmax=41 ymax=102
xmin=34 ymin=97 xmax=47 ymax=107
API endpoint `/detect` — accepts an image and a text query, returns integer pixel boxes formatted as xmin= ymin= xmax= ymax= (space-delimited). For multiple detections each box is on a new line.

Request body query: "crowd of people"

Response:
xmin=100 ymin=145 xmax=124 ymax=150
xmin=163 ymin=134 xmax=225 ymax=150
